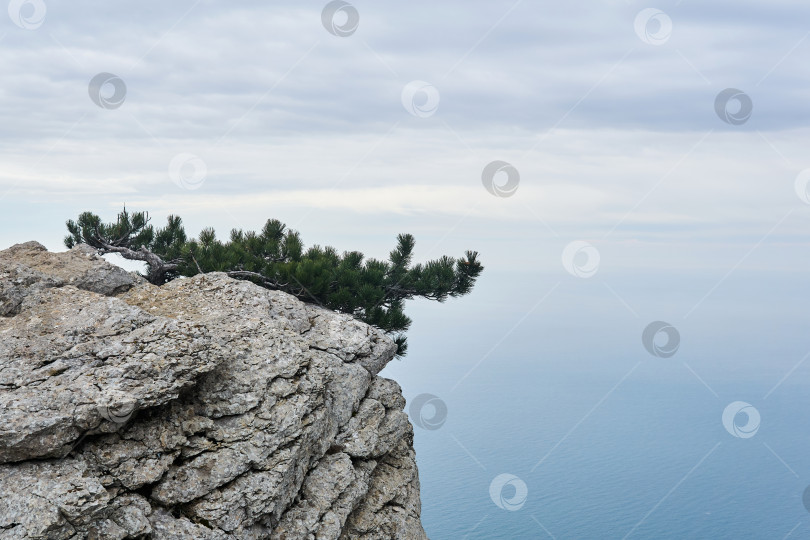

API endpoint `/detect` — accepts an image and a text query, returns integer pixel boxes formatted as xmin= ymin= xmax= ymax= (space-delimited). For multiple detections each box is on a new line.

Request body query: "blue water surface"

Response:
xmin=382 ymin=265 xmax=810 ymax=539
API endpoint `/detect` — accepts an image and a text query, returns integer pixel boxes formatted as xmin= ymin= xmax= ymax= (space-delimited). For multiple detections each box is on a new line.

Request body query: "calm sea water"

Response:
xmin=382 ymin=267 xmax=810 ymax=539
xmin=408 ymin=379 xmax=810 ymax=539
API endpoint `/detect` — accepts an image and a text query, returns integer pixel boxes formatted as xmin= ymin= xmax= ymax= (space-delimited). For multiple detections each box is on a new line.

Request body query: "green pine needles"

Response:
xmin=65 ymin=208 xmax=483 ymax=356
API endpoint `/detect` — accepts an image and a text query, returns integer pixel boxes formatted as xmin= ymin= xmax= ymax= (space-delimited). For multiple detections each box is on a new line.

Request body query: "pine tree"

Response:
xmin=65 ymin=208 xmax=483 ymax=356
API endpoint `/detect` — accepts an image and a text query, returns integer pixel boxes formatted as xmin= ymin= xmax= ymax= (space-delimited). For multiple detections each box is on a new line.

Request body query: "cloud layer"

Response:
xmin=1 ymin=0 xmax=809 ymax=271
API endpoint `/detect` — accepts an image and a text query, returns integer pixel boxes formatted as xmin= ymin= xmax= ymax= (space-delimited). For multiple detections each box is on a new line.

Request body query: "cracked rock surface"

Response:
xmin=0 ymin=242 xmax=428 ymax=539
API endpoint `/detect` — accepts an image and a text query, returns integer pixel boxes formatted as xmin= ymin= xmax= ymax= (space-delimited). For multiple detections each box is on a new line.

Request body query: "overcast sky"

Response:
xmin=5 ymin=7 xmax=810 ymax=534
xmin=1 ymin=0 xmax=809 ymax=274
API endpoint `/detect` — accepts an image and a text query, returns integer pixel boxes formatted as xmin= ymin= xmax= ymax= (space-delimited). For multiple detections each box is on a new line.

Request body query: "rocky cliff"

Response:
xmin=0 ymin=241 xmax=428 ymax=540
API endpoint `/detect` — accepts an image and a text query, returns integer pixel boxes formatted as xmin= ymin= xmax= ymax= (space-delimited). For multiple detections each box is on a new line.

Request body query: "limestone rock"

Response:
xmin=0 ymin=285 xmax=220 ymax=463
xmin=0 ymin=243 xmax=427 ymax=539
xmin=0 ymin=242 xmax=139 ymax=316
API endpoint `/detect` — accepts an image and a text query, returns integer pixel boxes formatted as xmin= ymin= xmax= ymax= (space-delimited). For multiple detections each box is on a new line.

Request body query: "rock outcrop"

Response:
xmin=0 ymin=242 xmax=427 ymax=539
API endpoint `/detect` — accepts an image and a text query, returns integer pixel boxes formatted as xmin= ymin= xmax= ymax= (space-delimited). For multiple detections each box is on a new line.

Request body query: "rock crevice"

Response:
xmin=0 ymin=242 xmax=427 ymax=540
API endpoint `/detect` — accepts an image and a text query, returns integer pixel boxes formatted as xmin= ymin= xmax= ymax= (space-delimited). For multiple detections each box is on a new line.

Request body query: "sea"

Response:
xmin=382 ymin=265 xmax=810 ymax=539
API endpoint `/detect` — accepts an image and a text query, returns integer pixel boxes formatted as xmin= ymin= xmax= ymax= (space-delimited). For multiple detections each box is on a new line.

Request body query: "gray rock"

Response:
xmin=0 ymin=459 xmax=109 ymax=539
xmin=0 ymin=242 xmax=139 ymax=316
xmin=0 ymin=244 xmax=427 ymax=539
xmin=0 ymin=285 xmax=220 ymax=463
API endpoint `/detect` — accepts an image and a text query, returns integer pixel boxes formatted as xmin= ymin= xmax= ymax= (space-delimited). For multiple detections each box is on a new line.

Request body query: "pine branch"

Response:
xmin=65 ymin=208 xmax=484 ymax=357
xmin=225 ymin=271 xmax=286 ymax=290
xmin=92 ymin=224 xmax=179 ymax=284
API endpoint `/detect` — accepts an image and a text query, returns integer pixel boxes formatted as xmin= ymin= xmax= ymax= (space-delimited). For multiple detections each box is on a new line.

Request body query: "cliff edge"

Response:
xmin=0 ymin=241 xmax=428 ymax=540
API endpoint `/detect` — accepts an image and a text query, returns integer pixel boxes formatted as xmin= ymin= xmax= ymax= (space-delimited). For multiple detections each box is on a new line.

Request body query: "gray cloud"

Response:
xmin=1 ymin=0 xmax=809 ymax=268
xmin=2 ymin=0 xmax=809 ymax=146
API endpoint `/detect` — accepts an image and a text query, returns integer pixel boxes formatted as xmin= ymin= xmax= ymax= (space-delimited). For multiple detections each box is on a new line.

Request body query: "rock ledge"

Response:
xmin=0 ymin=242 xmax=427 ymax=540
